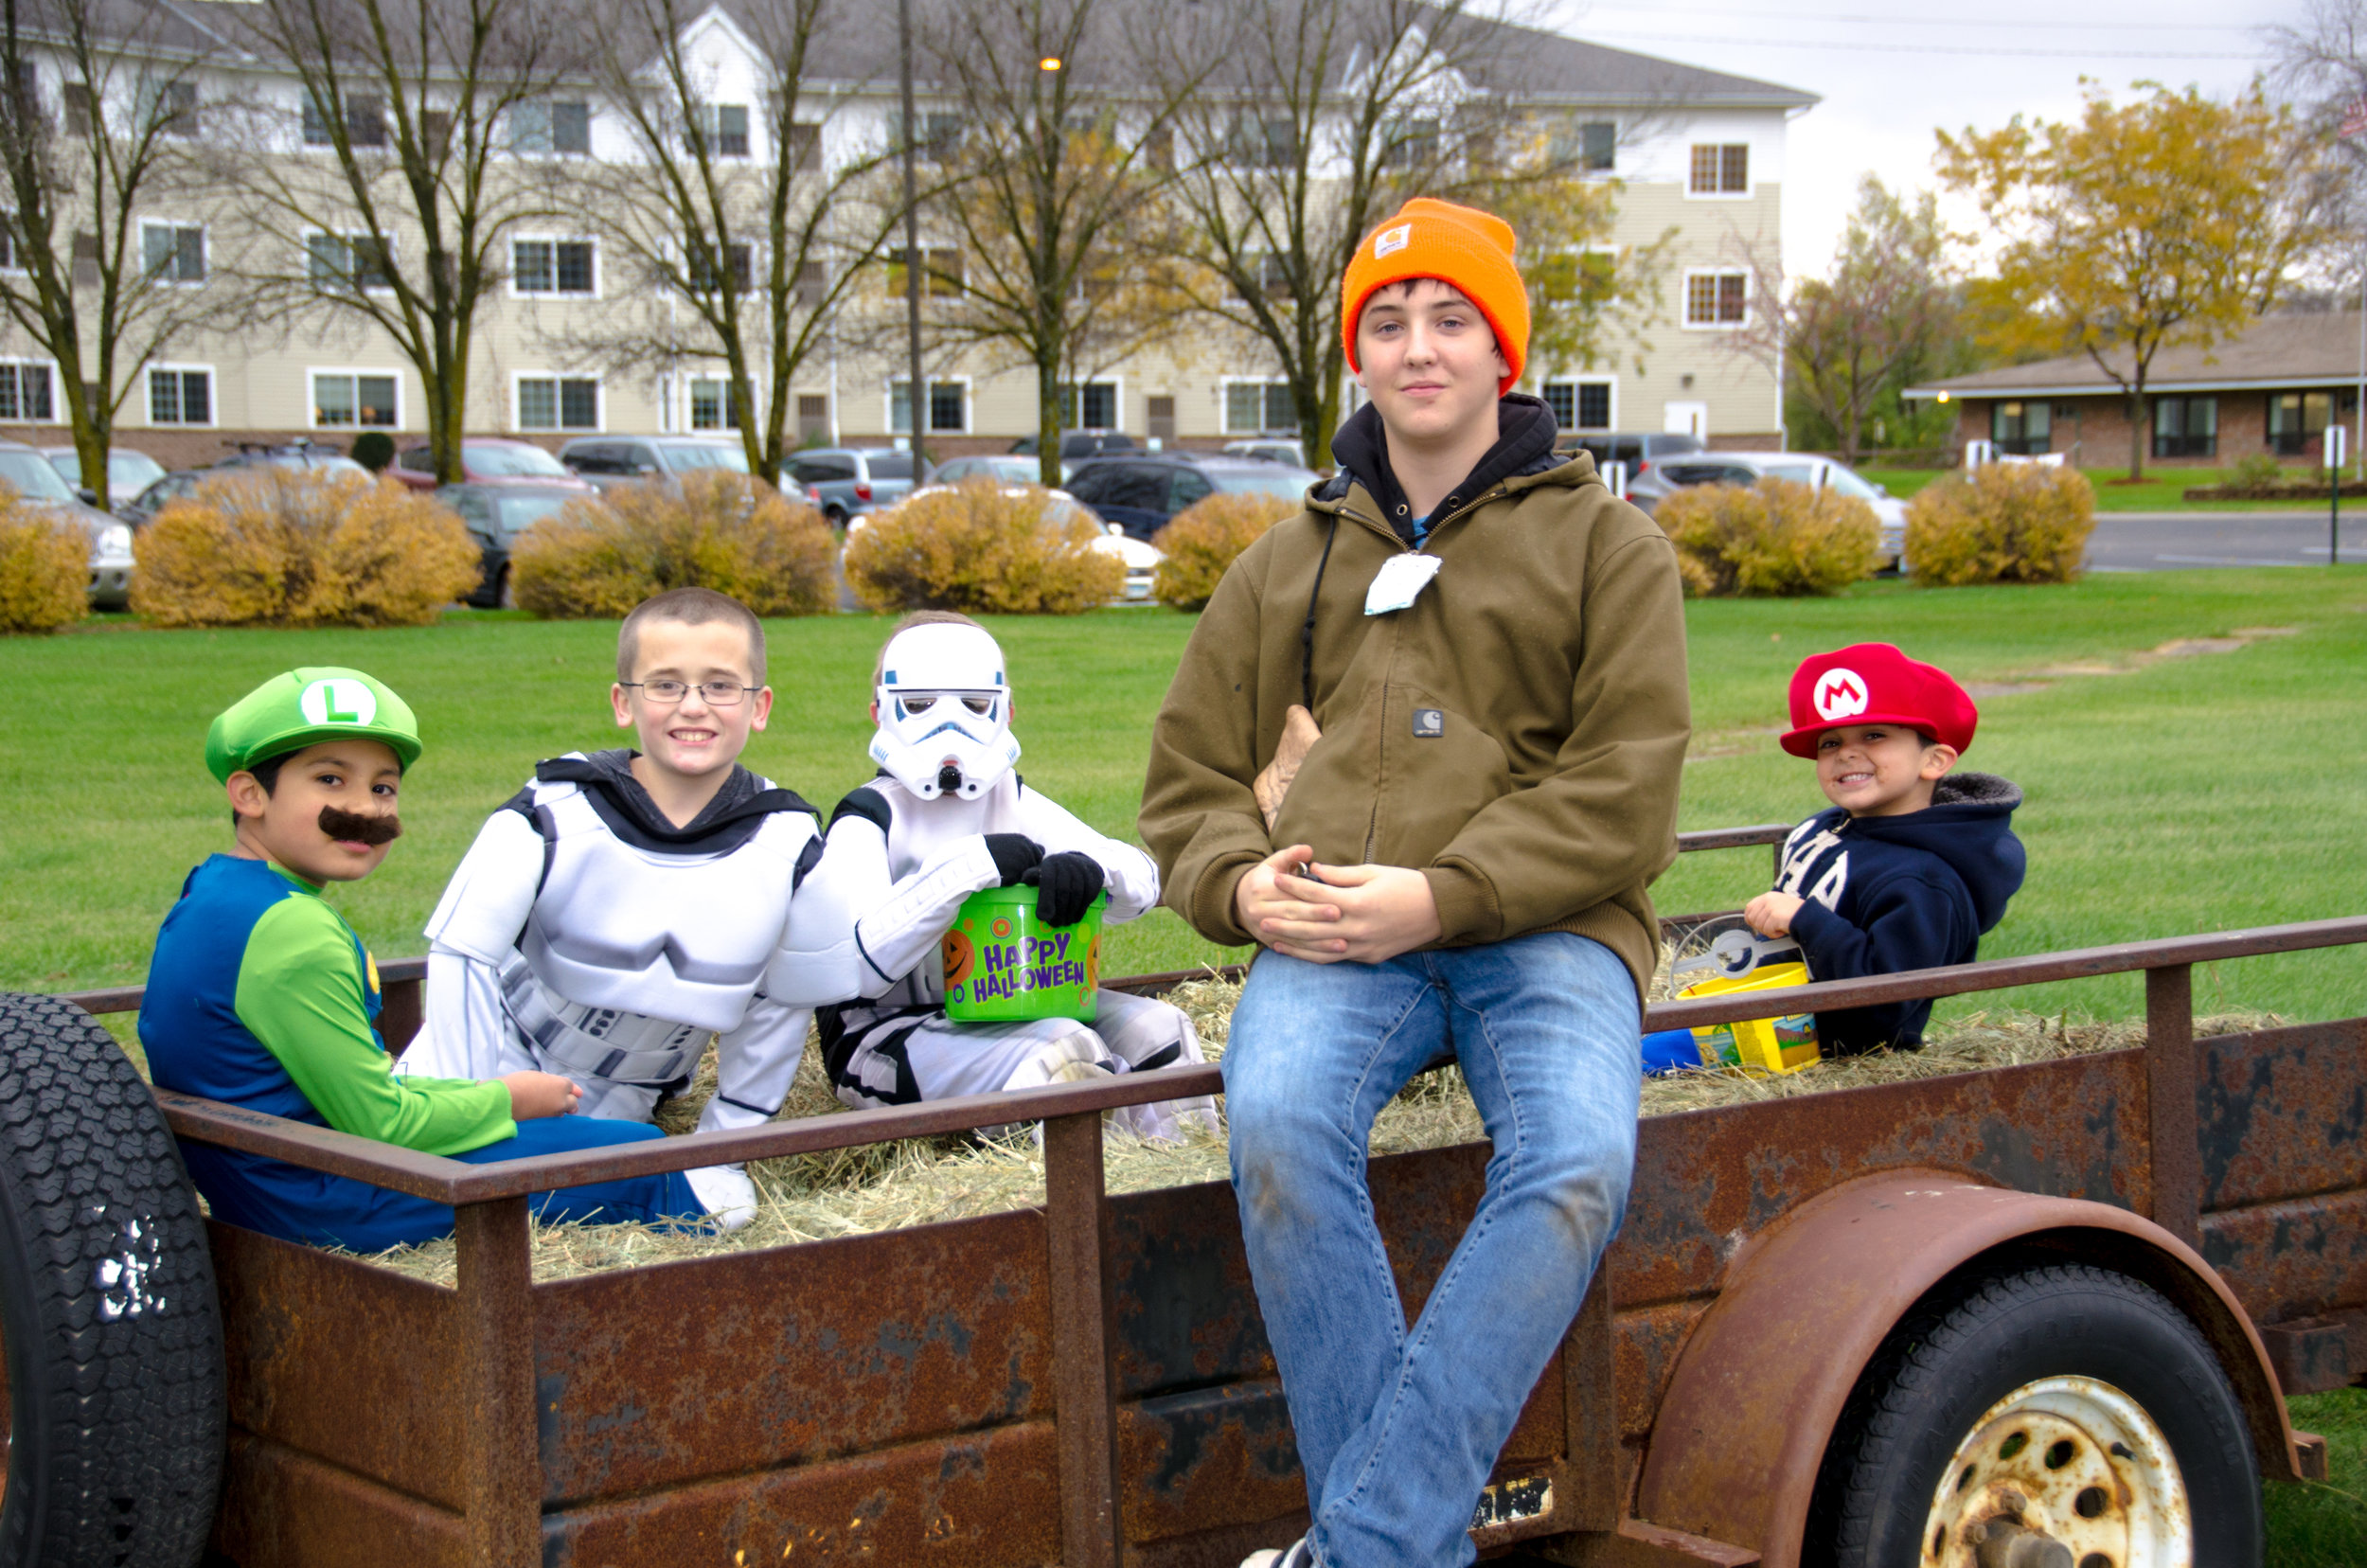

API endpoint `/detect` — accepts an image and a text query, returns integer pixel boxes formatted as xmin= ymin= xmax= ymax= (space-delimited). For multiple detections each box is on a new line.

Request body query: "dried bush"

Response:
xmin=0 ymin=490 xmax=91 ymax=633
xmin=843 ymin=478 xmax=1122 ymax=615
xmin=510 ymin=472 xmax=835 ymax=619
xmin=1658 ymin=477 xmax=1880 ymax=597
xmin=1905 ymin=463 xmax=2096 ymax=586
xmin=1151 ymin=491 xmax=1298 ymax=611
xmin=133 ymin=471 xmax=480 ymax=629
xmin=2227 ymin=452 xmax=2284 ymax=490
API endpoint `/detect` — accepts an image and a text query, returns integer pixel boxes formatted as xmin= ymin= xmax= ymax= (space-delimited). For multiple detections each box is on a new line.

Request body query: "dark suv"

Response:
xmin=1062 ymin=452 xmax=1317 ymax=542
xmin=1553 ymin=432 xmax=1705 ymax=494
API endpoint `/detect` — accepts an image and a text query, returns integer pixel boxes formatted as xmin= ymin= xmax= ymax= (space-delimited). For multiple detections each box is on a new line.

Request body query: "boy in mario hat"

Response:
xmin=139 ymin=667 xmax=717 ymax=1253
xmin=1144 ymin=198 xmax=1687 ymax=1568
xmin=1744 ymin=642 xmax=2027 ymax=1055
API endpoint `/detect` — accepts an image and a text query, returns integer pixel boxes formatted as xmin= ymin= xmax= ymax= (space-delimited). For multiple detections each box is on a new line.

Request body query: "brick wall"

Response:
xmin=1949 ymin=390 xmax=2327 ymax=469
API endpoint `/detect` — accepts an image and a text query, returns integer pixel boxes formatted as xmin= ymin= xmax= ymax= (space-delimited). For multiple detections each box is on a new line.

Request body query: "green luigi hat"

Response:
xmin=205 ymin=668 xmax=422 ymax=784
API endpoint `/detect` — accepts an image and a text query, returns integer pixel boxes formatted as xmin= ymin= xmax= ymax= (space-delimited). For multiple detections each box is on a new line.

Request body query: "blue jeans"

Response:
xmin=1223 ymin=933 xmax=1641 ymax=1568
xmin=185 ymin=1114 xmax=709 ymax=1254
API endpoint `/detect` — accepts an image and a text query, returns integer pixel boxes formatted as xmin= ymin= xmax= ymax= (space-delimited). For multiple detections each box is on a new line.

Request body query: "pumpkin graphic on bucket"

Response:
xmin=942 ymin=886 xmax=1107 ymax=1023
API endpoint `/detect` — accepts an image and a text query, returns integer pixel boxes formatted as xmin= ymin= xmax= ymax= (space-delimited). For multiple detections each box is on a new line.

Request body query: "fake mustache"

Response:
xmin=317 ymin=806 xmax=403 ymax=846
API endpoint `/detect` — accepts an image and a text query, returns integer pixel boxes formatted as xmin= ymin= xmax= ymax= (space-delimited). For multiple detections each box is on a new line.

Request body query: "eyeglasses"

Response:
xmin=620 ymin=680 xmax=752 ymax=706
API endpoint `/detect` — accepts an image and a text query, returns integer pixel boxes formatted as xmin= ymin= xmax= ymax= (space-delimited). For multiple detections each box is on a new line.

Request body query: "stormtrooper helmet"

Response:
xmin=869 ymin=621 xmax=1022 ymax=800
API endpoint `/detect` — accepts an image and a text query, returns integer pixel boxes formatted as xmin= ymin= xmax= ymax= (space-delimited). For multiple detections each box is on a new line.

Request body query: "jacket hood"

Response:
xmin=537 ymin=748 xmax=813 ymax=854
xmin=1324 ymin=392 xmax=1564 ymax=543
xmin=1843 ymin=771 xmax=2026 ymax=932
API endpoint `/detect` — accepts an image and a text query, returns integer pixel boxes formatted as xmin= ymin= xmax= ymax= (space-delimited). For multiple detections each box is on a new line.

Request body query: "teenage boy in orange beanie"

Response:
xmin=1142 ymin=198 xmax=1689 ymax=1568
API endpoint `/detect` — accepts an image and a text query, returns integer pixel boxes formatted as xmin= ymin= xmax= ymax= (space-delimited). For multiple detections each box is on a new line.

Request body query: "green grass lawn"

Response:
xmin=2273 ymin=1387 xmax=2367 ymax=1566
xmin=1861 ymin=465 xmax=2338 ymax=512
xmin=6 ymin=565 xmax=2365 ymax=1027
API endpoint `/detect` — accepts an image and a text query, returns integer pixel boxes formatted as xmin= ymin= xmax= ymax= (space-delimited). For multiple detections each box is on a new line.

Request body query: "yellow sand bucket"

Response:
xmin=1675 ymin=961 xmax=1819 ymax=1075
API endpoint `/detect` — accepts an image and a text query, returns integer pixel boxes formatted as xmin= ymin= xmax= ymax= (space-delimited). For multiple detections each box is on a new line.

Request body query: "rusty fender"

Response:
xmin=1631 ymin=1169 xmax=2300 ymax=1568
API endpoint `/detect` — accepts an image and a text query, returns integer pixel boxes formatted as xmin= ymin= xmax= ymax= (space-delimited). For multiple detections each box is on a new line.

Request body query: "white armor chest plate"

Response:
xmin=881 ymin=775 xmax=1016 ymax=881
xmin=523 ymin=786 xmax=805 ymax=1032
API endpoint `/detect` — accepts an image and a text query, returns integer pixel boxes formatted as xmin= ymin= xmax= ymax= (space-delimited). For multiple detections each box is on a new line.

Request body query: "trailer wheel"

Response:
xmin=1810 ymin=1262 xmax=2259 ymax=1568
xmin=0 ymin=991 xmax=223 ymax=1568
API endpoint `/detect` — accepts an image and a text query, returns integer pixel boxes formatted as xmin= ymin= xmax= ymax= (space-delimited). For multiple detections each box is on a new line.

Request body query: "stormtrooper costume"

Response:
xmin=818 ymin=621 xmax=1216 ymax=1143
xmin=398 ymin=749 xmax=873 ymax=1222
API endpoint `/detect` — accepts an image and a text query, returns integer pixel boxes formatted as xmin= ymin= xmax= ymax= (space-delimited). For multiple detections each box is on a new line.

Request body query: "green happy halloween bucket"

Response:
xmin=941 ymin=885 xmax=1107 ymax=1023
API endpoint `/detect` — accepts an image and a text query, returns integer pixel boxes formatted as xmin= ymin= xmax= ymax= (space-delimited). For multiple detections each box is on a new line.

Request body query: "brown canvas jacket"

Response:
xmin=1138 ymin=452 xmax=1690 ymax=1004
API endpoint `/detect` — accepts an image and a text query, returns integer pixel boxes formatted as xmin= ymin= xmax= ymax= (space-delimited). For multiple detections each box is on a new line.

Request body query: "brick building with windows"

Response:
xmin=1903 ymin=312 xmax=2367 ymax=469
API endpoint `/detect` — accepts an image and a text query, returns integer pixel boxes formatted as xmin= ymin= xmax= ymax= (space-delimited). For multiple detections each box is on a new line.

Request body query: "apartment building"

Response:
xmin=0 ymin=2 xmax=1813 ymax=469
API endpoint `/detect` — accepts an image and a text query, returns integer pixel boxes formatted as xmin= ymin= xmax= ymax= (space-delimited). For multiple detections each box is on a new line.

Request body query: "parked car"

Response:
xmin=212 ymin=440 xmax=370 ymax=477
xmin=788 ymin=447 xmax=925 ymax=525
xmin=849 ymin=483 xmax=1159 ymax=602
xmin=558 ymin=436 xmax=751 ymax=492
xmin=116 ymin=447 xmax=372 ymax=528
xmin=1624 ymin=451 xmax=1908 ymax=570
xmin=1221 ymin=438 xmax=1308 ymax=468
xmin=42 ymin=445 xmax=167 ymax=507
xmin=928 ymin=454 xmax=1050 ymax=488
xmin=1008 ymin=430 xmax=1136 ymax=462
xmin=1554 ymin=432 xmax=1706 ymax=493
xmin=437 ymin=481 xmax=586 ymax=607
xmin=1060 ymin=452 xmax=1319 ymax=542
xmin=0 ymin=439 xmax=134 ymax=608
xmin=389 ymin=438 xmax=594 ymax=494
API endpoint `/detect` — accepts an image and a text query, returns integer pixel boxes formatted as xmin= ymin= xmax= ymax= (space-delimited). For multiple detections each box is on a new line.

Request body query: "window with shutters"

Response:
xmin=1687 ymin=143 xmax=1748 ymax=195
xmin=142 ymin=223 xmax=205 ymax=283
xmin=148 ymin=366 xmax=212 ymax=425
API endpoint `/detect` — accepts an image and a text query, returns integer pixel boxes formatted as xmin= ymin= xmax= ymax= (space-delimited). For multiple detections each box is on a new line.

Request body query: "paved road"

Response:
xmin=2085 ymin=510 xmax=2356 ymax=572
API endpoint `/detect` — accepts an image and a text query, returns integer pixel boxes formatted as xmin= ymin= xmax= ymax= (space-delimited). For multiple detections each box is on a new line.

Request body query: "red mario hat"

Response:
xmin=1780 ymin=643 xmax=1978 ymax=759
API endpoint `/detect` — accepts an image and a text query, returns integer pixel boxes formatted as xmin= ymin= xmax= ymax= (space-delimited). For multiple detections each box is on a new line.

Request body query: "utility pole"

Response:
xmin=899 ymin=0 xmax=926 ymax=473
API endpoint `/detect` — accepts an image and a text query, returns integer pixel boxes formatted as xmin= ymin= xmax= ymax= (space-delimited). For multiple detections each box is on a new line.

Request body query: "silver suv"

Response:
xmin=0 ymin=439 xmax=133 ymax=608
xmin=558 ymin=436 xmax=750 ymax=491
xmin=788 ymin=447 xmax=923 ymax=524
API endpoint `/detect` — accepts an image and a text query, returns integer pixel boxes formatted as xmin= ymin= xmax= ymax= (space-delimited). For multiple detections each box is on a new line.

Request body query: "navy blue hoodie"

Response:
xmin=1778 ymin=771 xmax=2025 ymax=1054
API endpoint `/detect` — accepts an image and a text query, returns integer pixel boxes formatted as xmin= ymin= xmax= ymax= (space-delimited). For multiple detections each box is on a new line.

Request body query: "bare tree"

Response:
xmin=0 ymin=0 xmax=226 ymax=507
xmin=205 ymin=0 xmax=592 ymax=482
xmin=2269 ymin=2 xmax=2367 ymax=290
xmin=1726 ymin=175 xmax=1955 ymax=465
xmin=547 ymin=0 xmax=903 ymax=484
xmin=909 ymin=0 xmax=1219 ymax=485
xmin=1154 ymin=0 xmax=1672 ymax=466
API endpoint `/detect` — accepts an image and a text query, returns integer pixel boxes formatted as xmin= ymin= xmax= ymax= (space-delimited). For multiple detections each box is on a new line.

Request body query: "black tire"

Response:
xmin=1809 ymin=1261 xmax=2260 ymax=1568
xmin=0 ymin=992 xmax=223 ymax=1568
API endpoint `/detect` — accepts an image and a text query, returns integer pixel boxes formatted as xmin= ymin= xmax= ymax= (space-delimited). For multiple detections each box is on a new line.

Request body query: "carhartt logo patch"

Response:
xmin=299 ymin=677 xmax=377 ymax=727
xmin=1813 ymin=668 xmax=1868 ymax=722
xmin=1375 ymin=223 xmax=1412 ymax=258
xmin=1412 ymin=708 xmax=1444 ymax=737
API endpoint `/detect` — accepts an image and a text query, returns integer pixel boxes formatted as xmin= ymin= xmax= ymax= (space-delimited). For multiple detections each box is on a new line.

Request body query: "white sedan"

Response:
xmin=848 ymin=484 xmax=1162 ymax=602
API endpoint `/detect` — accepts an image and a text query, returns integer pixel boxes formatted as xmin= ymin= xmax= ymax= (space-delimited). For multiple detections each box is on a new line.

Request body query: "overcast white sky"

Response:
xmin=1539 ymin=0 xmax=2316 ymax=277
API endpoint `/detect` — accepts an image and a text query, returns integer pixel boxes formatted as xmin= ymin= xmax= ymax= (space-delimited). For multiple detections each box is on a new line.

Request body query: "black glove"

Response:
xmin=984 ymin=833 xmax=1044 ymax=886
xmin=1025 ymin=851 xmax=1106 ymax=927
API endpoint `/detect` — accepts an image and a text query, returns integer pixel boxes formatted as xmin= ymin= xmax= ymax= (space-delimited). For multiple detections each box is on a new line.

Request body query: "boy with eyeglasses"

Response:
xmin=398 ymin=587 xmax=871 ymax=1227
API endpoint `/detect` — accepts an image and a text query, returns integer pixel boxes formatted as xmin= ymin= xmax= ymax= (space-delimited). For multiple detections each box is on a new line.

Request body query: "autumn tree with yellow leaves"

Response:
xmin=1938 ymin=81 xmax=2327 ymax=478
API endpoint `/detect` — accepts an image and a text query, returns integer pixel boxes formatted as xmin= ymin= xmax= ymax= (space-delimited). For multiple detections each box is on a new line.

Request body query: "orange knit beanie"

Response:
xmin=1341 ymin=198 xmax=1530 ymax=395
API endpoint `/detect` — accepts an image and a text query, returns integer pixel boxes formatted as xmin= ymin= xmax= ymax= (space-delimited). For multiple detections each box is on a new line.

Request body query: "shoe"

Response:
xmin=1239 ymin=1540 xmax=1313 ymax=1568
xmin=685 ymin=1162 xmax=758 ymax=1232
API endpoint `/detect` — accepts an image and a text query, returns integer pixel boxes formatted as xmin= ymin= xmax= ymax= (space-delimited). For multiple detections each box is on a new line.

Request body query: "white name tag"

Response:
xmin=1363 ymin=552 xmax=1442 ymax=615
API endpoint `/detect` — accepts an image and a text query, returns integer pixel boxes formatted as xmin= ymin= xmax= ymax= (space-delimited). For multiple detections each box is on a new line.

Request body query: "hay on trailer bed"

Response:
xmin=347 ymin=967 xmax=2280 ymax=1287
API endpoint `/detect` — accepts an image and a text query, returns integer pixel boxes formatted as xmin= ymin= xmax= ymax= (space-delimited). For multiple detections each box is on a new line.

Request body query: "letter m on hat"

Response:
xmin=1814 ymin=668 xmax=1868 ymax=722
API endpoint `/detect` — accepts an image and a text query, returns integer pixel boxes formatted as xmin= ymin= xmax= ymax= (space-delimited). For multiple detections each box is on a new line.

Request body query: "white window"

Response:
xmin=688 ymin=241 xmax=755 ymax=294
xmin=516 ymin=375 xmax=599 ymax=431
xmin=512 ymin=238 xmax=595 ymax=295
xmin=303 ymin=93 xmax=385 ymax=150
xmin=509 ymin=99 xmax=589 ymax=154
xmin=1683 ymin=270 xmax=1748 ymax=328
xmin=307 ymin=231 xmax=393 ymax=292
xmin=888 ymin=379 xmax=968 ymax=435
xmin=1059 ymin=381 xmax=1117 ymax=430
xmin=1224 ymin=379 xmax=1296 ymax=435
xmin=142 ymin=222 xmax=205 ymax=283
xmin=1688 ymin=143 xmax=1749 ymax=196
xmin=694 ymin=103 xmax=749 ymax=157
xmin=148 ymin=366 xmax=213 ymax=425
xmin=687 ymin=377 xmax=738 ymax=431
xmin=0 ymin=362 xmax=55 ymax=421
xmin=311 ymin=370 xmax=400 ymax=429
xmin=1541 ymin=379 xmax=1613 ymax=432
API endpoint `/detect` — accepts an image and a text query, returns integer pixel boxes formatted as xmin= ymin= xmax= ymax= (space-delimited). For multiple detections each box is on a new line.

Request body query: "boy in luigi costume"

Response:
xmin=139 ymin=667 xmax=711 ymax=1253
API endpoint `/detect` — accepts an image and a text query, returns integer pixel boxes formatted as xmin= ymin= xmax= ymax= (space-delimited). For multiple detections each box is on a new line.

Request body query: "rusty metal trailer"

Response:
xmin=4 ymin=828 xmax=2363 ymax=1568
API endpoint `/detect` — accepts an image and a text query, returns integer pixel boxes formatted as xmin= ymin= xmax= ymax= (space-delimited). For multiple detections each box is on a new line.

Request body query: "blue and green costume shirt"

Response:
xmin=141 ymin=854 xmax=701 ymax=1251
